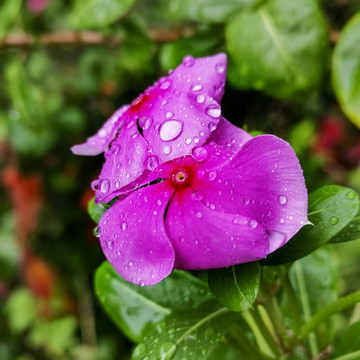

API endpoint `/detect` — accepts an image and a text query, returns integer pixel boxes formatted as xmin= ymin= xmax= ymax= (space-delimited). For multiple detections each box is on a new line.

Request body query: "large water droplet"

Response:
xmin=205 ymin=104 xmax=221 ymax=118
xmin=278 ymin=195 xmax=287 ymax=205
xmin=215 ymin=63 xmax=225 ymax=74
xmin=196 ymin=94 xmax=205 ymax=103
xmin=346 ymin=191 xmax=356 ymax=200
xmin=208 ymin=171 xmax=217 ymax=181
xmin=100 ymin=179 xmax=110 ymax=193
xmin=182 ymin=55 xmax=195 ymax=67
xmin=163 ymin=145 xmax=172 ymax=155
xmin=160 ymin=120 xmax=183 ymax=141
xmin=139 ymin=116 xmax=153 ymax=129
xmin=190 ymin=191 xmax=204 ymax=201
xmin=191 ymin=84 xmax=202 ymax=91
xmin=192 ymin=147 xmax=208 ymax=162
xmin=208 ymin=122 xmax=217 ymax=132
xmin=144 ymin=155 xmax=159 ymax=171
xmin=329 ymin=216 xmax=339 ymax=225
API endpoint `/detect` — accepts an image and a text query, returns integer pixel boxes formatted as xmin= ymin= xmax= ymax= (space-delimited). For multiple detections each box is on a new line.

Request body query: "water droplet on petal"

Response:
xmin=107 ymin=240 xmax=114 ymax=249
xmin=93 ymin=226 xmax=100 ymax=237
xmin=165 ymin=111 xmax=173 ymax=119
xmin=139 ymin=116 xmax=153 ymax=129
xmin=196 ymin=94 xmax=205 ymax=103
xmin=100 ymin=179 xmax=110 ymax=193
xmin=208 ymin=122 xmax=217 ymax=132
xmin=215 ymin=63 xmax=225 ymax=74
xmin=163 ymin=145 xmax=172 ymax=155
xmin=278 ymin=195 xmax=287 ymax=205
xmin=160 ymin=80 xmax=171 ymax=90
xmin=249 ymin=219 xmax=258 ymax=229
xmin=196 ymin=211 xmax=203 ymax=218
xmin=121 ymin=222 xmax=127 ymax=230
xmin=98 ymin=129 xmax=107 ymax=137
xmin=182 ymin=55 xmax=195 ymax=67
xmin=191 ymin=84 xmax=203 ymax=91
xmin=144 ymin=155 xmax=159 ymax=171
xmin=205 ymin=104 xmax=221 ymax=118
xmin=190 ymin=191 xmax=204 ymax=201
xmin=160 ymin=120 xmax=183 ymax=141
xmin=208 ymin=171 xmax=217 ymax=181
xmin=191 ymin=147 xmax=208 ymax=162
xmin=128 ymin=261 xmax=133 ymax=266
xmin=279 ymin=218 xmax=285 ymax=224
xmin=329 ymin=216 xmax=339 ymax=225
xmin=91 ymin=180 xmax=99 ymax=191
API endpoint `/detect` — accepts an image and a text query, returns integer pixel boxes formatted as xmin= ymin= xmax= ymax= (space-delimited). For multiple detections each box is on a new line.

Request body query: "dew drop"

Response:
xmin=191 ymin=84 xmax=203 ymax=91
xmin=329 ymin=216 xmax=339 ymax=225
xmin=196 ymin=94 xmax=205 ymax=103
xmin=160 ymin=80 xmax=171 ymax=90
xmin=208 ymin=171 xmax=217 ymax=181
xmin=144 ymin=155 xmax=159 ymax=171
xmin=160 ymin=120 xmax=183 ymax=141
xmin=208 ymin=122 xmax=217 ymax=132
xmin=133 ymin=344 xmax=146 ymax=358
xmin=346 ymin=191 xmax=356 ymax=200
xmin=107 ymin=240 xmax=114 ymax=249
xmin=182 ymin=55 xmax=195 ymax=67
xmin=121 ymin=222 xmax=127 ymax=230
xmin=99 ymin=179 xmax=110 ymax=193
xmin=190 ymin=191 xmax=204 ymax=201
xmin=205 ymin=104 xmax=221 ymax=118
xmin=163 ymin=145 xmax=172 ymax=155
xmin=215 ymin=63 xmax=225 ymax=74
xmin=98 ymin=129 xmax=107 ymax=137
xmin=196 ymin=211 xmax=203 ymax=218
xmin=165 ymin=111 xmax=173 ymax=119
xmin=249 ymin=219 xmax=258 ymax=229
xmin=93 ymin=226 xmax=100 ymax=237
xmin=185 ymin=138 xmax=192 ymax=144
xmin=192 ymin=146 xmax=208 ymax=162
xmin=279 ymin=218 xmax=285 ymax=224
xmin=243 ymin=198 xmax=250 ymax=205
xmin=128 ymin=261 xmax=133 ymax=266
xmin=278 ymin=195 xmax=287 ymax=205
xmin=91 ymin=180 xmax=99 ymax=191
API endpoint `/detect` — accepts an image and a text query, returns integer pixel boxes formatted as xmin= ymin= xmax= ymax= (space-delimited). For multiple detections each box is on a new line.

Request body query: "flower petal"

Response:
xmin=140 ymin=53 xmax=228 ymax=163
xmin=165 ymin=187 xmax=269 ymax=269
xmin=71 ymin=105 xmax=129 ymax=156
xmin=99 ymin=181 xmax=175 ymax=286
xmin=206 ymin=117 xmax=253 ymax=153
xmin=193 ymin=136 xmax=308 ymax=252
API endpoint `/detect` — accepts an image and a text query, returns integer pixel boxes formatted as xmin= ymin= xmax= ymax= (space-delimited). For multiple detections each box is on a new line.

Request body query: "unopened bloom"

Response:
xmin=98 ymin=120 xmax=308 ymax=286
xmin=72 ymin=54 xmax=227 ymax=203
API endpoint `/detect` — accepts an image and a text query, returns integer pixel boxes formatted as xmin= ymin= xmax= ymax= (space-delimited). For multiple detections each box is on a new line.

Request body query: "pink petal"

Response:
xmin=193 ymin=137 xmax=308 ymax=252
xmin=165 ymin=187 xmax=269 ymax=269
xmin=71 ymin=105 xmax=130 ymax=156
xmin=140 ymin=53 xmax=227 ymax=163
xmin=206 ymin=117 xmax=253 ymax=153
xmin=99 ymin=182 xmax=175 ymax=286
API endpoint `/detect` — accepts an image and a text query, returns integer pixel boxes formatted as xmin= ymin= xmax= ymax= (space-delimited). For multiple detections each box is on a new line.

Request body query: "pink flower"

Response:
xmin=71 ymin=54 xmax=227 ymax=204
xmin=98 ymin=119 xmax=308 ymax=286
xmin=27 ymin=0 xmax=52 ymax=13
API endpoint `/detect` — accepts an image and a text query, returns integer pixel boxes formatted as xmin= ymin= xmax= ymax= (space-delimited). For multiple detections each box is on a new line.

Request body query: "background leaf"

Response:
xmin=207 ymin=262 xmax=260 ymax=312
xmin=226 ymin=0 xmax=328 ymax=100
xmin=132 ymin=302 xmax=236 ymax=360
xmin=332 ymin=12 xmax=360 ymax=128
xmin=71 ymin=0 xmax=137 ymax=29
xmin=331 ymin=319 xmax=360 ymax=359
xmin=95 ymin=262 xmax=214 ymax=342
xmin=263 ymin=186 xmax=360 ymax=265
xmin=0 ymin=0 xmax=22 ymax=38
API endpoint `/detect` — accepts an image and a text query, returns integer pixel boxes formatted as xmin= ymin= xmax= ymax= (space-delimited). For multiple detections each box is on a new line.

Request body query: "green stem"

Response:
xmin=299 ymin=290 xmax=360 ymax=339
xmin=293 ymin=262 xmax=318 ymax=357
xmin=332 ymin=351 xmax=360 ymax=360
xmin=226 ymin=323 xmax=273 ymax=360
xmin=251 ymin=307 xmax=283 ymax=357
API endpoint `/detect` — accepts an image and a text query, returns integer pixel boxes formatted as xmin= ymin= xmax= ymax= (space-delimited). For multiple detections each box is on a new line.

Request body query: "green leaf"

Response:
xmin=71 ymin=0 xmax=137 ymax=29
xmin=159 ymin=0 xmax=263 ymax=24
xmin=0 ymin=0 xmax=22 ymax=38
xmin=5 ymin=288 xmax=37 ymax=334
xmin=329 ymin=209 xmax=360 ymax=244
xmin=160 ymin=29 xmax=223 ymax=71
xmin=207 ymin=262 xmax=260 ymax=312
xmin=88 ymin=197 xmax=106 ymax=224
xmin=132 ymin=302 xmax=236 ymax=360
xmin=95 ymin=262 xmax=213 ymax=343
xmin=331 ymin=319 xmax=360 ymax=359
xmin=332 ymin=12 xmax=360 ymax=128
xmin=263 ymin=186 xmax=360 ymax=265
xmin=226 ymin=0 xmax=328 ymax=100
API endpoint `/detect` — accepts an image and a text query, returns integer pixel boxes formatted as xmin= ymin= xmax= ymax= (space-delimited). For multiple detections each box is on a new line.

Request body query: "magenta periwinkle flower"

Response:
xmin=72 ymin=54 xmax=308 ymax=286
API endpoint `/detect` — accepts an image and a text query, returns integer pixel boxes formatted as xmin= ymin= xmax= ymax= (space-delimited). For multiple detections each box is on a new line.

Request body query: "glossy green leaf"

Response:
xmin=71 ymin=0 xmax=137 ymax=29
xmin=207 ymin=262 xmax=260 ymax=312
xmin=0 ymin=0 xmax=22 ymax=38
xmin=132 ymin=302 xmax=236 ymax=360
xmin=329 ymin=208 xmax=360 ymax=244
xmin=332 ymin=12 xmax=360 ymax=128
xmin=331 ymin=319 xmax=360 ymax=359
xmin=263 ymin=186 xmax=360 ymax=265
xmin=159 ymin=0 xmax=263 ymax=23
xmin=88 ymin=197 xmax=106 ymax=224
xmin=95 ymin=262 xmax=213 ymax=343
xmin=226 ymin=0 xmax=328 ymax=100
xmin=160 ymin=29 xmax=223 ymax=71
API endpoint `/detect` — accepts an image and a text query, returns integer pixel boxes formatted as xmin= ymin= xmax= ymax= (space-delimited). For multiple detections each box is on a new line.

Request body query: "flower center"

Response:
xmin=172 ymin=169 xmax=189 ymax=185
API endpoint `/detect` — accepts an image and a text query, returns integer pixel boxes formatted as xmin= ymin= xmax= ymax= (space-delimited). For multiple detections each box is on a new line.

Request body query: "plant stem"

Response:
xmin=299 ymin=290 xmax=360 ymax=340
xmin=332 ymin=351 xmax=360 ymax=360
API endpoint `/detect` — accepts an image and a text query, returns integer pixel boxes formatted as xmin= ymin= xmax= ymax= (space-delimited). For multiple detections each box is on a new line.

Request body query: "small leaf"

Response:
xmin=332 ymin=12 xmax=360 ymax=128
xmin=331 ymin=319 xmax=360 ymax=359
xmin=95 ymin=262 xmax=213 ymax=343
xmin=207 ymin=262 xmax=260 ymax=312
xmin=88 ymin=197 xmax=106 ymax=224
xmin=71 ymin=0 xmax=137 ymax=29
xmin=226 ymin=0 xmax=328 ymax=100
xmin=132 ymin=302 xmax=236 ymax=360
xmin=0 ymin=0 xmax=22 ymax=39
xmin=263 ymin=186 xmax=360 ymax=265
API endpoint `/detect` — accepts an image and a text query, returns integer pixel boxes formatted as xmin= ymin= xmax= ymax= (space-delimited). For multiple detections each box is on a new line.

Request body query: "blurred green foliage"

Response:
xmin=1 ymin=0 xmax=360 ymax=359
